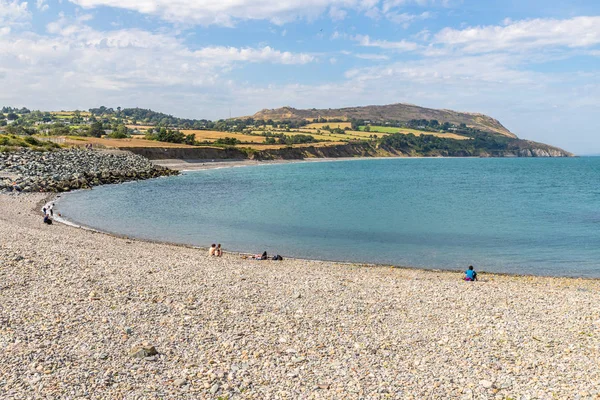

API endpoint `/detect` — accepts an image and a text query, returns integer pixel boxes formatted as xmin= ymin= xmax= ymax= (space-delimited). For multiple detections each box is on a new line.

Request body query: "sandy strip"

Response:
xmin=151 ymin=157 xmax=402 ymax=171
xmin=1 ymin=193 xmax=599 ymax=399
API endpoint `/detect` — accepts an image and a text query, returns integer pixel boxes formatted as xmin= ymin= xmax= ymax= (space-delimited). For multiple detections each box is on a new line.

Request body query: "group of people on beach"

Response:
xmin=208 ymin=244 xmax=223 ymax=257
xmin=42 ymin=203 xmax=54 ymax=225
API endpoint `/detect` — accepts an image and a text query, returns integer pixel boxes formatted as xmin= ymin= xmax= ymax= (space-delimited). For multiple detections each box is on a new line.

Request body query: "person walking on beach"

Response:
xmin=209 ymin=244 xmax=217 ymax=256
xmin=216 ymin=244 xmax=223 ymax=257
xmin=464 ymin=265 xmax=478 ymax=281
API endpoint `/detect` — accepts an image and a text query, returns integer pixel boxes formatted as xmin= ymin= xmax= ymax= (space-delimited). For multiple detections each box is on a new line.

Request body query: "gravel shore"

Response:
xmin=1 ymin=193 xmax=600 ymax=399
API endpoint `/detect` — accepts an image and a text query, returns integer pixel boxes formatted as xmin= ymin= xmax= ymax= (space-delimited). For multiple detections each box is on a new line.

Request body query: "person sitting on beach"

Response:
xmin=464 ymin=265 xmax=478 ymax=281
xmin=209 ymin=244 xmax=217 ymax=256
xmin=216 ymin=244 xmax=223 ymax=257
xmin=250 ymin=251 xmax=268 ymax=260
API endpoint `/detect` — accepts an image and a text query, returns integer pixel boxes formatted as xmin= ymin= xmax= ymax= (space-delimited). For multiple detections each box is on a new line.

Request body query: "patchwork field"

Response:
xmin=305 ymin=122 xmax=352 ymax=130
xmin=62 ymin=136 xmax=195 ymax=148
xmin=242 ymin=141 xmax=346 ymax=150
xmin=50 ymin=111 xmax=92 ymax=117
xmin=358 ymin=126 xmax=469 ymax=140
xmin=182 ymin=130 xmax=267 ymax=143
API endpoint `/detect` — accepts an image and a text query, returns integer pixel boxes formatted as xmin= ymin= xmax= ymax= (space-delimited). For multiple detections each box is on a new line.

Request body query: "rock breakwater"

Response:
xmin=0 ymin=149 xmax=177 ymax=192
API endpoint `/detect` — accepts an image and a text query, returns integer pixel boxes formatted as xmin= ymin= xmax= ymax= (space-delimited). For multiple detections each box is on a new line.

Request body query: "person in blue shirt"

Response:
xmin=464 ymin=265 xmax=478 ymax=281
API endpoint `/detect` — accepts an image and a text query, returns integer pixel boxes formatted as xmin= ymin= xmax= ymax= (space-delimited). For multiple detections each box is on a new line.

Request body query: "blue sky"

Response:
xmin=1 ymin=0 xmax=599 ymax=153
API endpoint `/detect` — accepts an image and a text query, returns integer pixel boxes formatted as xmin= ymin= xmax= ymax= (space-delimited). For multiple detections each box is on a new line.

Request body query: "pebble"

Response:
xmin=174 ymin=379 xmax=186 ymax=387
xmin=480 ymin=380 xmax=493 ymax=389
xmin=129 ymin=345 xmax=158 ymax=358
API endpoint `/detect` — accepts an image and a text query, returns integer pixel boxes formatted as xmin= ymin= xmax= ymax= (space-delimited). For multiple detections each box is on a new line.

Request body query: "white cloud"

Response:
xmin=36 ymin=0 xmax=48 ymax=11
xmin=329 ymin=6 xmax=347 ymax=20
xmin=353 ymin=34 xmax=419 ymax=51
xmin=194 ymin=46 xmax=315 ymax=65
xmin=386 ymin=11 xmax=431 ymax=27
xmin=65 ymin=0 xmax=447 ymax=26
xmin=435 ymin=16 xmax=600 ymax=53
xmin=354 ymin=53 xmax=389 ymax=60
xmin=67 ymin=0 xmax=367 ymax=26
xmin=0 ymin=0 xmax=30 ymax=25
xmin=0 ymin=15 xmax=317 ymax=112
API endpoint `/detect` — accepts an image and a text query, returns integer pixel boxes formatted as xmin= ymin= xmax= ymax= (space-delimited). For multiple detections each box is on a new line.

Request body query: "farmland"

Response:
xmin=358 ymin=126 xmax=469 ymax=140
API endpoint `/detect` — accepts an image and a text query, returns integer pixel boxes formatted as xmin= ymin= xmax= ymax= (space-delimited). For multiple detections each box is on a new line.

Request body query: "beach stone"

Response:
xmin=480 ymin=380 xmax=493 ymax=389
xmin=173 ymin=379 xmax=186 ymax=387
xmin=210 ymin=383 xmax=220 ymax=394
xmin=129 ymin=345 xmax=158 ymax=358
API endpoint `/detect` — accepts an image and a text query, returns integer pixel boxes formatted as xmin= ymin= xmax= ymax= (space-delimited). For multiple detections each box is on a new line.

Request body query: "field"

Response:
xmin=241 ymin=141 xmax=346 ymax=150
xmin=50 ymin=111 xmax=92 ymax=117
xmin=359 ymin=126 xmax=469 ymax=140
xmin=182 ymin=130 xmax=267 ymax=144
xmin=126 ymin=125 xmax=154 ymax=131
xmin=305 ymin=122 xmax=352 ymax=130
xmin=62 ymin=136 xmax=196 ymax=148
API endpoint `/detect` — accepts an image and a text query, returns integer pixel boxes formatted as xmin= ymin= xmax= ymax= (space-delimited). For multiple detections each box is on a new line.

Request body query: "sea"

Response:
xmin=56 ymin=157 xmax=600 ymax=277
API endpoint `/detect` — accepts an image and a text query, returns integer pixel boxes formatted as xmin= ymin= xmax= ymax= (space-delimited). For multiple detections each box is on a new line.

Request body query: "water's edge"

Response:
xmin=50 ymin=158 xmax=598 ymax=280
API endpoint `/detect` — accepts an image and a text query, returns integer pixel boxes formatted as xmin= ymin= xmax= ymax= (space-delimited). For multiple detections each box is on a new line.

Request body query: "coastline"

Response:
xmin=150 ymin=155 xmax=535 ymax=172
xmin=150 ymin=156 xmax=403 ymax=171
xmin=54 ymin=157 xmax=594 ymax=279
xmin=50 ymin=193 xmax=600 ymax=280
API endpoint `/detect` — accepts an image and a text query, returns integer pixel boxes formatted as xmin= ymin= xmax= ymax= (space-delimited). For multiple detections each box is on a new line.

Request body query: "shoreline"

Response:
xmin=150 ymin=155 xmax=518 ymax=172
xmin=151 ymin=156 xmax=397 ymax=171
xmin=52 ymin=157 xmax=596 ymax=280
xmin=50 ymin=191 xmax=598 ymax=281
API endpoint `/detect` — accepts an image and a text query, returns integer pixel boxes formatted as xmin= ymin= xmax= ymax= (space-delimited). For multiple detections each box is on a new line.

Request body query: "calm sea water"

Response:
xmin=57 ymin=158 xmax=600 ymax=277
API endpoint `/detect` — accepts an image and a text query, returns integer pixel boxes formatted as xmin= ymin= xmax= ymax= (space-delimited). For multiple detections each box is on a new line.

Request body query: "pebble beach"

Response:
xmin=1 ymin=193 xmax=600 ymax=399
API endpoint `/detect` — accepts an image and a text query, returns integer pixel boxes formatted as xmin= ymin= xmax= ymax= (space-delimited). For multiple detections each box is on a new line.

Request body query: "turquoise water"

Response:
xmin=57 ymin=158 xmax=600 ymax=277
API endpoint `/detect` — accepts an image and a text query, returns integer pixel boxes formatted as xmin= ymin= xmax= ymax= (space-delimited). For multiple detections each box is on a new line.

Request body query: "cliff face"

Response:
xmin=251 ymin=103 xmax=516 ymax=138
xmin=127 ymin=141 xmax=572 ymax=161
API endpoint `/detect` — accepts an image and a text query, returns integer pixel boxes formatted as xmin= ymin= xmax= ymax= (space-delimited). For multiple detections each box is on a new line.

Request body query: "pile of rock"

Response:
xmin=0 ymin=148 xmax=177 ymax=192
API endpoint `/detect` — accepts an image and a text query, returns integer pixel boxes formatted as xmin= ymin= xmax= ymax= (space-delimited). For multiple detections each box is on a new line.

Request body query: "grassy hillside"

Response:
xmin=252 ymin=103 xmax=516 ymax=138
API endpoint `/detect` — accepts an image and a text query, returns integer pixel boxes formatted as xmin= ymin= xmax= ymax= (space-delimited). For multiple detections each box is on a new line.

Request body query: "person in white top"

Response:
xmin=209 ymin=244 xmax=217 ymax=256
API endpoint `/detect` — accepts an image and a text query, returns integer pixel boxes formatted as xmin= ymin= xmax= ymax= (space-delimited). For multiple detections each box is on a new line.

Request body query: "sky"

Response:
xmin=0 ymin=1 xmax=599 ymax=153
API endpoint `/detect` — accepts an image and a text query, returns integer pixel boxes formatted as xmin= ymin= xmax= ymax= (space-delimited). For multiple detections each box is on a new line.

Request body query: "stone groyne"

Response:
xmin=0 ymin=149 xmax=177 ymax=192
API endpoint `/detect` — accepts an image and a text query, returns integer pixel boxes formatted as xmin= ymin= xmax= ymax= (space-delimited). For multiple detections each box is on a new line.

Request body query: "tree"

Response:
xmin=107 ymin=124 xmax=128 ymax=138
xmin=89 ymin=121 xmax=105 ymax=137
xmin=364 ymin=125 xmax=371 ymax=132
xmin=6 ymin=112 xmax=18 ymax=121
